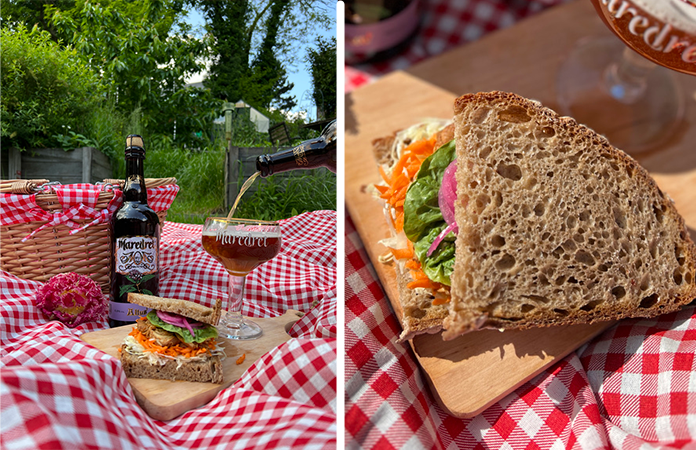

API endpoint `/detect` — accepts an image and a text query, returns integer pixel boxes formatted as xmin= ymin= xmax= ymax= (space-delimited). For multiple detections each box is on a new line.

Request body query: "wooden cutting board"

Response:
xmin=346 ymin=72 xmax=614 ymax=417
xmin=346 ymin=0 xmax=696 ymax=416
xmin=81 ymin=310 xmax=302 ymax=421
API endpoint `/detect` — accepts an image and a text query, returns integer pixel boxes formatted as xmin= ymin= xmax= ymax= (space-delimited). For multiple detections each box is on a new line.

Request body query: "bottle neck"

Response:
xmin=256 ymin=128 xmax=336 ymax=177
xmin=124 ymin=155 xmax=147 ymax=203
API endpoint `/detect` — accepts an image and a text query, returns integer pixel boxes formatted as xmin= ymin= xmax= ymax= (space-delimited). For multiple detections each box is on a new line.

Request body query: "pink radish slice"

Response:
xmin=438 ymin=160 xmax=458 ymax=228
xmin=428 ymin=159 xmax=458 ymax=256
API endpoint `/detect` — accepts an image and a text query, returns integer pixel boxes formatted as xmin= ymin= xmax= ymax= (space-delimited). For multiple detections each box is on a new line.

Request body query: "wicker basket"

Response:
xmin=0 ymin=178 xmax=177 ymax=294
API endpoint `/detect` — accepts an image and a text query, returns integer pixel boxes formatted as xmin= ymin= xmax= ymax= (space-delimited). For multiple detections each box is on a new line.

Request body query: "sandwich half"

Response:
xmin=119 ymin=293 xmax=225 ymax=383
xmin=372 ymin=91 xmax=696 ymax=342
xmin=443 ymin=91 xmax=696 ymax=340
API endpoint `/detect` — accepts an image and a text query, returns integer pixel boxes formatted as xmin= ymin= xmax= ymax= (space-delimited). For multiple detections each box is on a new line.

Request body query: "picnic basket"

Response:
xmin=0 ymin=178 xmax=178 ymax=294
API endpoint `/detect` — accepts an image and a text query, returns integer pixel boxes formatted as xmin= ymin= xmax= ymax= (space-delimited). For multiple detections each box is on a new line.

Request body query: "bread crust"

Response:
xmin=393 ymin=262 xmax=448 ymax=341
xmin=120 ymin=346 xmax=224 ymax=384
xmin=128 ymin=293 xmax=222 ymax=326
xmin=444 ymin=91 xmax=696 ymax=340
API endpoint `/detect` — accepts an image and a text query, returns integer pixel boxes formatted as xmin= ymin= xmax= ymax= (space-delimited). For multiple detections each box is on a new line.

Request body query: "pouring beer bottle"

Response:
xmin=255 ymin=119 xmax=337 ymax=176
xmin=109 ymin=135 xmax=160 ymax=328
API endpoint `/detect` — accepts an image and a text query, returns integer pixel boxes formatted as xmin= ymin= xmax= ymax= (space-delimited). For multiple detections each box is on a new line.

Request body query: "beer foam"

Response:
xmin=630 ymin=0 xmax=696 ymax=35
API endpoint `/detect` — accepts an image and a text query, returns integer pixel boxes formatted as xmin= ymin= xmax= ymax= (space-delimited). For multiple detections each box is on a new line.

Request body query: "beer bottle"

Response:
xmin=256 ymin=119 xmax=336 ymax=177
xmin=109 ymin=135 xmax=160 ymax=328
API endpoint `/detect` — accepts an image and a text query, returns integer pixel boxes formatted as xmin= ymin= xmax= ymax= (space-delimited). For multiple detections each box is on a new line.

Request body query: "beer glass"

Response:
xmin=202 ymin=217 xmax=282 ymax=340
xmin=556 ymin=0 xmax=695 ymax=154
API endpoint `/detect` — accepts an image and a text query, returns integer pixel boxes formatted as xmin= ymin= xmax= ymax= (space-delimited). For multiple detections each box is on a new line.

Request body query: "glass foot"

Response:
xmin=219 ymin=313 xmax=263 ymax=340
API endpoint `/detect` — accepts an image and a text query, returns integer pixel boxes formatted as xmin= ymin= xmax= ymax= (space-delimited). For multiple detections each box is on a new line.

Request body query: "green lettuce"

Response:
xmin=403 ymin=140 xmax=456 ymax=285
xmin=146 ymin=310 xmax=218 ymax=344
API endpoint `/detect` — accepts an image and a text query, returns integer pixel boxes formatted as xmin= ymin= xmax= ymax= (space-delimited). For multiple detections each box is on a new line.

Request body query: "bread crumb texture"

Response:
xmin=443 ymin=92 xmax=696 ymax=340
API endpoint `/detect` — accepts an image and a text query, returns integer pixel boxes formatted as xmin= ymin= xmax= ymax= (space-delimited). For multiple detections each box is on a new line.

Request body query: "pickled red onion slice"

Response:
xmin=427 ymin=222 xmax=458 ymax=257
xmin=156 ymin=310 xmax=206 ymax=337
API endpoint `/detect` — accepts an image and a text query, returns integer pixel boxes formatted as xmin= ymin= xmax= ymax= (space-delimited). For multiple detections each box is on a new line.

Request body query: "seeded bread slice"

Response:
xmin=443 ymin=91 xmax=696 ymax=340
xmin=128 ymin=293 xmax=222 ymax=326
xmin=120 ymin=346 xmax=224 ymax=383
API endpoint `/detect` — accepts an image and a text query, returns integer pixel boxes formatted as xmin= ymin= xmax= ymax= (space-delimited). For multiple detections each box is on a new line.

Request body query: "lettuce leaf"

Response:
xmin=403 ymin=140 xmax=457 ymax=285
xmin=414 ymin=224 xmax=456 ymax=285
xmin=146 ymin=310 xmax=218 ymax=344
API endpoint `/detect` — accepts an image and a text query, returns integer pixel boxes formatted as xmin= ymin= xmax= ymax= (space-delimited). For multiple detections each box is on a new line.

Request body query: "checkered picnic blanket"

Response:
xmin=345 ymin=213 xmax=696 ymax=449
xmin=1 ymin=210 xmax=337 ymax=449
xmin=345 ymin=0 xmax=572 ymax=93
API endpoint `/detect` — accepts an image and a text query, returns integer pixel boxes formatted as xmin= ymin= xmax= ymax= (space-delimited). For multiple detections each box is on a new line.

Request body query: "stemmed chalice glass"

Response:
xmin=556 ymin=0 xmax=695 ymax=154
xmin=202 ymin=217 xmax=282 ymax=340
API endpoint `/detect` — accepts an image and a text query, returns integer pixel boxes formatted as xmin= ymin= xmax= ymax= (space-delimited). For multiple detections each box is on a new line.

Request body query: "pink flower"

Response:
xmin=35 ymin=273 xmax=107 ymax=327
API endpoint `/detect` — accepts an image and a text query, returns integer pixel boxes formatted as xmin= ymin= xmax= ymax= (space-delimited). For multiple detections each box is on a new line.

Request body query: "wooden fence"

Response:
xmin=2 ymin=147 xmax=111 ymax=183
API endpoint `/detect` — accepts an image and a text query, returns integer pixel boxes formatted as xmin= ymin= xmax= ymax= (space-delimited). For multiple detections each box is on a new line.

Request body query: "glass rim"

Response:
xmin=205 ymin=217 xmax=281 ymax=226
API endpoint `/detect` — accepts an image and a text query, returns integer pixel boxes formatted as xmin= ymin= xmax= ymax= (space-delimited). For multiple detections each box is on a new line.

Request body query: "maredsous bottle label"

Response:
xmin=109 ymin=302 xmax=150 ymax=322
xmin=109 ymin=235 xmax=158 ymax=322
xmin=114 ymin=236 xmax=158 ymax=274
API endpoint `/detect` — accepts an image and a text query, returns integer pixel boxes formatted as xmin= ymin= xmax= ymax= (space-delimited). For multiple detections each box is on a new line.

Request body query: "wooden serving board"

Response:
xmin=81 ymin=310 xmax=302 ymax=421
xmin=346 ymin=0 xmax=696 ymax=416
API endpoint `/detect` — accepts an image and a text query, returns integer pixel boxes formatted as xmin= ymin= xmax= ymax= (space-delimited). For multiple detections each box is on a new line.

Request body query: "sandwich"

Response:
xmin=119 ymin=293 xmax=225 ymax=383
xmin=372 ymin=91 xmax=696 ymax=341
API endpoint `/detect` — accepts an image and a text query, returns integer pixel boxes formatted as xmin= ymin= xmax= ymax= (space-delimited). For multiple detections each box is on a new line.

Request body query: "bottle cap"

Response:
xmin=125 ymin=134 xmax=145 ymax=157
xmin=126 ymin=135 xmax=144 ymax=148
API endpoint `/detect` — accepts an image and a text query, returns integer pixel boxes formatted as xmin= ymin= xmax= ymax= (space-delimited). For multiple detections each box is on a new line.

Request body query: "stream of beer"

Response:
xmin=227 ymin=171 xmax=261 ymax=219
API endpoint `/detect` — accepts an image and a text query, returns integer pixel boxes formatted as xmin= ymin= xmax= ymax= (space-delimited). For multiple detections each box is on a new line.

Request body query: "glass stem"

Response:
xmin=602 ymin=47 xmax=655 ymax=104
xmin=226 ymin=273 xmax=246 ymax=326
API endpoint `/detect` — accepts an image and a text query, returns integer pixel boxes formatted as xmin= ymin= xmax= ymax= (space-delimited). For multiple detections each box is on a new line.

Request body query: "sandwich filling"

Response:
xmin=122 ymin=311 xmax=225 ymax=370
xmin=373 ymin=119 xmax=457 ymax=306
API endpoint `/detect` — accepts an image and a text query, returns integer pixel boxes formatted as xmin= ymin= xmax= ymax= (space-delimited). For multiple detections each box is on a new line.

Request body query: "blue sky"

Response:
xmin=184 ymin=4 xmax=337 ymax=120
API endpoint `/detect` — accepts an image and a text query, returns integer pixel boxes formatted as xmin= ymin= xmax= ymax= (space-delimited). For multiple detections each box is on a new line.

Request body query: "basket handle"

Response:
xmin=0 ymin=179 xmax=51 ymax=194
xmin=102 ymin=177 xmax=177 ymax=189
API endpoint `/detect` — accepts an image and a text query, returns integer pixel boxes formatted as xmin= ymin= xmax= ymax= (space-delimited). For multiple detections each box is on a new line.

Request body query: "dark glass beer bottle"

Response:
xmin=255 ymin=120 xmax=337 ymax=177
xmin=109 ymin=135 xmax=160 ymax=328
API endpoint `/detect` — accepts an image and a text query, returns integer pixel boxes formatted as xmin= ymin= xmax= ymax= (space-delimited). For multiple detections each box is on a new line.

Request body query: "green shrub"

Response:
xmin=0 ymin=24 xmax=103 ymax=150
xmin=233 ymin=169 xmax=336 ymax=221
xmin=144 ymin=139 xmax=228 ymax=224
xmin=140 ymin=136 xmax=335 ymax=224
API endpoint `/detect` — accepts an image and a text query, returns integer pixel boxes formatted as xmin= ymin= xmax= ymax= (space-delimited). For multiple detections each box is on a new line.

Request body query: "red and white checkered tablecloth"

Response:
xmin=1 ymin=210 xmax=337 ymax=450
xmin=345 ymin=0 xmax=572 ymax=93
xmin=345 ymin=213 xmax=696 ymax=449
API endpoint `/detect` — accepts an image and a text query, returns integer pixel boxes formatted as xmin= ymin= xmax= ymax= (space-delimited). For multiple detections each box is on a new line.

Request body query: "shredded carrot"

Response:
xmin=432 ymin=297 xmax=450 ymax=306
xmin=236 ymin=354 xmax=246 ymax=365
xmin=374 ymin=184 xmax=389 ymax=195
xmin=376 ymin=133 xmax=444 ymax=288
xmin=407 ymin=278 xmax=441 ymax=290
xmin=128 ymin=327 xmax=213 ymax=358
xmin=404 ymin=259 xmax=420 ymax=270
xmin=389 ymin=246 xmax=413 ymax=260
xmin=378 ymin=165 xmax=390 ymax=185
xmin=376 ymin=134 xmax=439 ymax=235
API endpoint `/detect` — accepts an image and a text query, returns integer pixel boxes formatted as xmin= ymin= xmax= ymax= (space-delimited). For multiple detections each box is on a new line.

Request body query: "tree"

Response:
xmin=306 ymin=36 xmax=336 ymax=119
xmin=198 ymin=1 xmax=250 ymax=104
xmin=201 ymin=0 xmax=332 ymax=112
xmin=0 ymin=24 xmax=102 ymax=150
xmin=245 ymin=0 xmax=295 ymax=110
xmin=0 ymin=0 xmax=76 ymax=42
xmin=40 ymin=0 xmax=220 ymax=145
